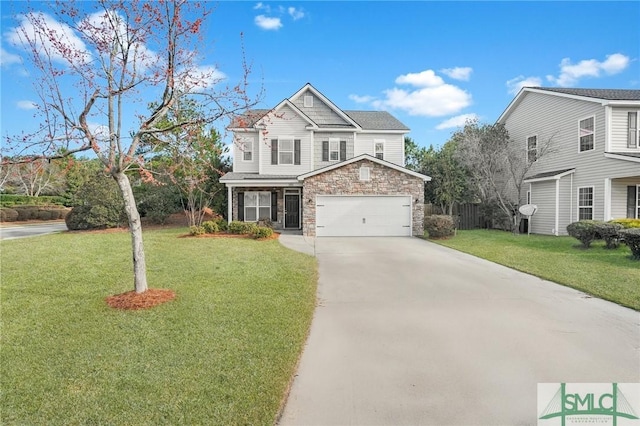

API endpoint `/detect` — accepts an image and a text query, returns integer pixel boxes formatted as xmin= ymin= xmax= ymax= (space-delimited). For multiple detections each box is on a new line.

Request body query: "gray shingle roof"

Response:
xmin=525 ymin=168 xmax=575 ymax=181
xmin=220 ymin=172 xmax=298 ymax=182
xmin=344 ymin=110 xmax=409 ymax=131
xmin=607 ymin=152 xmax=640 ymax=159
xmin=534 ymin=87 xmax=640 ymax=101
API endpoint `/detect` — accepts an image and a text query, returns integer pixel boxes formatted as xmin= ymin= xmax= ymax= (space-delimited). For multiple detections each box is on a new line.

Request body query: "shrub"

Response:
xmin=213 ymin=217 xmax=228 ymax=232
xmin=135 ymin=184 xmax=181 ymax=224
xmin=202 ymin=220 xmax=220 ymax=234
xmin=65 ymin=205 xmax=126 ymax=230
xmin=0 ymin=208 xmax=18 ymax=222
xmin=619 ymin=228 xmax=640 ymax=260
xmin=14 ymin=206 xmax=39 ymax=221
xmin=610 ymin=218 xmax=640 ymax=229
xmin=257 ymin=218 xmax=273 ymax=228
xmin=424 ymin=215 xmax=455 ymax=239
xmin=566 ymin=220 xmax=600 ymax=248
xmin=36 ymin=210 xmax=55 ymax=221
xmin=0 ymin=194 xmax=67 ymax=207
xmin=251 ymin=226 xmax=273 ymax=239
xmin=228 ymin=221 xmax=258 ymax=235
xmin=593 ymin=222 xmax=623 ymax=249
xmin=189 ymin=225 xmax=205 ymax=236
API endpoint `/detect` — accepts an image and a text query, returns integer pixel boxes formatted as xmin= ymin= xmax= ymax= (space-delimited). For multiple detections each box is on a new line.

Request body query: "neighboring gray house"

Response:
xmin=221 ymin=83 xmax=431 ymax=237
xmin=498 ymin=87 xmax=640 ymax=235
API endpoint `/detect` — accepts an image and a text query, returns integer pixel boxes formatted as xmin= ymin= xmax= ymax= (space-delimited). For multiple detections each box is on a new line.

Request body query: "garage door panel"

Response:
xmin=316 ymin=196 xmax=411 ymax=237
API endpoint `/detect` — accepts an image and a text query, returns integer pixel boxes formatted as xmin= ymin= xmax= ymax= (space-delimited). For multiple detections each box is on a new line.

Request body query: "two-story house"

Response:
xmin=498 ymin=87 xmax=640 ymax=235
xmin=220 ymin=83 xmax=431 ymax=237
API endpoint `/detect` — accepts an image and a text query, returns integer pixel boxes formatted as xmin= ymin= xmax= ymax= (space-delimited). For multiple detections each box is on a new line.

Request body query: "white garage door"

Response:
xmin=316 ymin=195 xmax=412 ymax=237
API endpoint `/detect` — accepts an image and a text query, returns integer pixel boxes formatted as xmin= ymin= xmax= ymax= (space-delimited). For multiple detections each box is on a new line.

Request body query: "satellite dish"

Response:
xmin=519 ymin=204 xmax=538 ymax=216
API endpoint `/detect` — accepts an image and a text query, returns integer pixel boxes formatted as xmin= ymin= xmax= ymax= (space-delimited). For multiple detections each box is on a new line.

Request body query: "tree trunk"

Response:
xmin=114 ymin=172 xmax=148 ymax=293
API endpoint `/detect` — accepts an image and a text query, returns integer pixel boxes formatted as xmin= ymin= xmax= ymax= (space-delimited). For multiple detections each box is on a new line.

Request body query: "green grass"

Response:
xmin=0 ymin=228 xmax=317 ymax=425
xmin=430 ymin=229 xmax=640 ymax=310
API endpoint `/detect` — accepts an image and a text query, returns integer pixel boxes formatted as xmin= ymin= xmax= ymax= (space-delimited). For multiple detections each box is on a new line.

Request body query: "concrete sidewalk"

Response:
xmin=277 ymin=236 xmax=640 ymax=425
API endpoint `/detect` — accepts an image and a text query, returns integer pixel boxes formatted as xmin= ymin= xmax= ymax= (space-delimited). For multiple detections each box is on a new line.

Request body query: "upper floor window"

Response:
xmin=527 ymin=135 xmax=537 ymax=162
xmin=374 ymin=140 xmax=385 ymax=160
xmin=240 ymin=138 xmax=253 ymax=161
xmin=304 ymin=95 xmax=313 ymax=108
xmin=579 ymin=116 xmax=594 ymax=152
xmin=322 ymin=139 xmax=346 ymax=162
xmin=628 ymin=112 xmax=639 ymax=149
xmin=578 ymin=187 xmax=594 ymax=220
xmin=271 ymin=138 xmax=301 ymax=165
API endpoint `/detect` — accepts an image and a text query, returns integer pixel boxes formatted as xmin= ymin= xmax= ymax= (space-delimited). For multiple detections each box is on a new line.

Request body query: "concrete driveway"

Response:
xmin=278 ymin=236 xmax=640 ymax=425
xmin=0 ymin=221 xmax=67 ymax=240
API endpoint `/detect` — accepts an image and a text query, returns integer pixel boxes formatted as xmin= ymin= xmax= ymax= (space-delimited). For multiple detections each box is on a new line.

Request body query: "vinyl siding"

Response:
xmin=290 ymin=89 xmax=352 ymax=127
xmin=611 ymin=178 xmax=640 ymax=218
xmin=529 ymin=181 xmax=556 ymax=235
xmin=610 ymin=107 xmax=640 ymax=152
xmin=314 ymin=133 xmax=355 ymax=168
xmin=558 ymin=174 xmax=573 ymax=235
xmin=259 ymin=105 xmax=313 ymax=175
xmin=232 ymin=133 xmax=259 ymax=173
xmin=354 ymin=133 xmax=404 ymax=166
xmin=505 ymin=91 xmax=640 ymax=230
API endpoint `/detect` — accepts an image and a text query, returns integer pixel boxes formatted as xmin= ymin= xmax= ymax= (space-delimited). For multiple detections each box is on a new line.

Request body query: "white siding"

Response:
xmin=354 ymin=133 xmax=404 ymax=166
xmin=505 ymin=91 xmax=640 ymax=228
xmin=558 ymin=175 xmax=573 ymax=235
xmin=611 ymin=178 xmax=640 ymax=218
xmin=610 ymin=107 xmax=640 ymax=152
xmin=530 ymin=181 xmax=556 ymax=235
xmin=314 ymin=133 xmax=355 ymax=168
xmin=232 ymin=133 xmax=259 ymax=173
xmin=290 ymin=89 xmax=351 ymax=126
xmin=259 ymin=106 xmax=313 ymax=175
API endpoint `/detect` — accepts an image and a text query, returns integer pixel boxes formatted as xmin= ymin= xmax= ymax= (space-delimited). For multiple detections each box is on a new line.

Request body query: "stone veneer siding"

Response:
xmin=302 ymin=159 xmax=425 ymax=236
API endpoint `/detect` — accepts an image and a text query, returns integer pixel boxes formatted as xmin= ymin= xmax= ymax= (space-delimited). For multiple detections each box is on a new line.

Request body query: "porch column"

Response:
xmin=227 ymin=185 xmax=233 ymax=222
xmin=604 ymin=178 xmax=611 ymax=221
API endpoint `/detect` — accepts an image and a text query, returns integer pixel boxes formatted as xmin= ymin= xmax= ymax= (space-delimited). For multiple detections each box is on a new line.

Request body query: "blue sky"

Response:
xmin=1 ymin=1 xmax=639 ymax=150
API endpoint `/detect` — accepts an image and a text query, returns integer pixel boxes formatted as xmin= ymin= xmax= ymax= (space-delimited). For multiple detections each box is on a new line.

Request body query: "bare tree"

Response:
xmin=453 ymin=120 xmax=553 ymax=232
xmin=3 ymin=0 xmax=257 ymax=293
xmin=2 ymin=158 xmax=65 ymax=196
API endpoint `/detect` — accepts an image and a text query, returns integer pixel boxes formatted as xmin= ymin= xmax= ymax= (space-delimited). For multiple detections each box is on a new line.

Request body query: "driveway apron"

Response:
xmin=278 ymin=237 xmax=640 ymax=425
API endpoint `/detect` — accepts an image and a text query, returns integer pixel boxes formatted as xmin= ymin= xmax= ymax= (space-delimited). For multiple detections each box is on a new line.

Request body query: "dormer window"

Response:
xmin=304 ymin=95 xmax=313 ymax=108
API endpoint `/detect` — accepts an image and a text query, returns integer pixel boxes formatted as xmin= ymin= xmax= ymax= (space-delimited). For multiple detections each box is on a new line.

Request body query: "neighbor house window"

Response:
xmin=579 ymin=116 xmax=594 ymax=152
xmin=241 ymin=139 xmax=253 ymax=161
xmin=244 ymin=191 xmax=271 ymax=222
xmin=271 ymin=138 xmax=301 ymax=165
xmin=374 ymin=140 xmax=385 ymax=160
xmin=322 ymin=139 xmax=346 ymax=162
xmin=628 ymin=112 xmax=639 ymax=148
xmin=527 ymin=135 xmax=537 ymax=162
xmin=578 ymin=187 xmax=594 ymax=220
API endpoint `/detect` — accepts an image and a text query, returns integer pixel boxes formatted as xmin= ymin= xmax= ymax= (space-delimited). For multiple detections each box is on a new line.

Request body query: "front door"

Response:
xmin=284 ymin=194 xmax=300 ymax=228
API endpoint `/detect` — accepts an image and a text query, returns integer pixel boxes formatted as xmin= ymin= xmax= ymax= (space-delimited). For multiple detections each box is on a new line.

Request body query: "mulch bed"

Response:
xmin=106 ymin=288 xmax=176 ymax=310
xmin=179 ymin=231 xmax=280 ymax=241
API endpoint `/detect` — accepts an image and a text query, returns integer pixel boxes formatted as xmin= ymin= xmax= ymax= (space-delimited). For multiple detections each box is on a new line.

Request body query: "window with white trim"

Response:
xmin=240 ymin=138 xmax=253 ymax=161
xmin=578 ymin=187 xmax=594 ymax=220
xmin=527 ymin=135 xmax=537 ymax=162
xmin=359 ymin=166 xmax=370 ymax=181
xmin=329 ymin=138 xmax=340 ymax=161
xmin=374 ymin=140 xmax=385 ymax=160
xmin=244 ymin=191 xmax=271 ymax=222
xmin=279 ymin=138 xmax=294 ymax=165
xmin=579 ymin=117 xmax=594 ymax=152
xmin=628 ymin=112 xmax=639 ymax=149
xmin=304 ymin=95 xmax=313 ymax=108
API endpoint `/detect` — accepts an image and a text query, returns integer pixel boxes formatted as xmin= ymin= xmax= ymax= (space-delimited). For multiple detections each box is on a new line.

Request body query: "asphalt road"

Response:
xmin=0 ymin=222 xmax=68 ymax=240
xmin=278 ymin=236 xmax=640 ymax=425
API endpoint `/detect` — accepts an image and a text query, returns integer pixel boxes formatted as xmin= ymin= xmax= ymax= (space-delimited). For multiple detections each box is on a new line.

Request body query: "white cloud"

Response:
xmin=255 ymin=15 xmax=282 ymax=30
xmin=349 ymin=94 xmax=375 ymax=103
xmin=546 ymin=53 xmax=630 ymax=87
xmin=1 ymin=47 xmax=21 ymax=67
xmin=506 ymin=75 xmax=542 ymax=95
xmin=395 ymin=70 xmax=444 ymax=87
xmin=254 ymin=2 xmax=269 ymax=11
xmin=288 ymin=7 xmax=305 ymax=20
xmin=17 ymin=100 xmax=37 ymax=110
xmin=7 ymin=12 xmax=91 ymax=66
xmin=440 ymin=67 xmax=473 ymax=81
xmin=435 ymin=114 xmax=478 ymax=130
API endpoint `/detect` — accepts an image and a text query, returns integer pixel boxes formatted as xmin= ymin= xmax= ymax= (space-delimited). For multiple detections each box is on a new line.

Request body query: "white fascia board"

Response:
xmin=358 ymin=129 xmax=408 ymax=134
xmin=297 ymin=154 xmax=431 ymax=181
xmin=228 ymin=127 xmax=259 ymax=133
xmin=223 ymin=179 xmax=302 ymax=187
xmin=604 ymin=153 xmax=640 ymax=163
xmin=602 ymin=100 xmax=640 ymax=107
xmin=524 ymin=169 xmax=575 ymax=183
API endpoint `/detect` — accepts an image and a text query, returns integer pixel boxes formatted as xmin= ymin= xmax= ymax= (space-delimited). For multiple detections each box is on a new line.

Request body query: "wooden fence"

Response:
xmin=424 ymin=203 xmax=483 ymax=230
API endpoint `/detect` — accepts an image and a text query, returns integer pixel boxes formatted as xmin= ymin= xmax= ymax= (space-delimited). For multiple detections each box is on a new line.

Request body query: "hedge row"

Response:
xmin=0 ymin=194 xmax=69 ymax=207
xmin=566 ymin=220 xmax=640 ymax=260
xmin=0 ymin=206 xmax=70 ymax=222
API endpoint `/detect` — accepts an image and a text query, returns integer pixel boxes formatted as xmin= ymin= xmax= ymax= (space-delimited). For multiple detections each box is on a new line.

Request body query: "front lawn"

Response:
xmin=431 ymin=229 xmax=639 ymax=310
xmin=0 ymin=228 xmax=317 ymax=425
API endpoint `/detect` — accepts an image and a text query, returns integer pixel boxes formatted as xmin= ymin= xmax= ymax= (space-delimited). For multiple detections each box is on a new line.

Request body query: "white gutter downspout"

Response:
xmin=555 ymin=179 xmax=560 ymax=236
xmin=227 ymin=185 xmax=233 ymax=222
